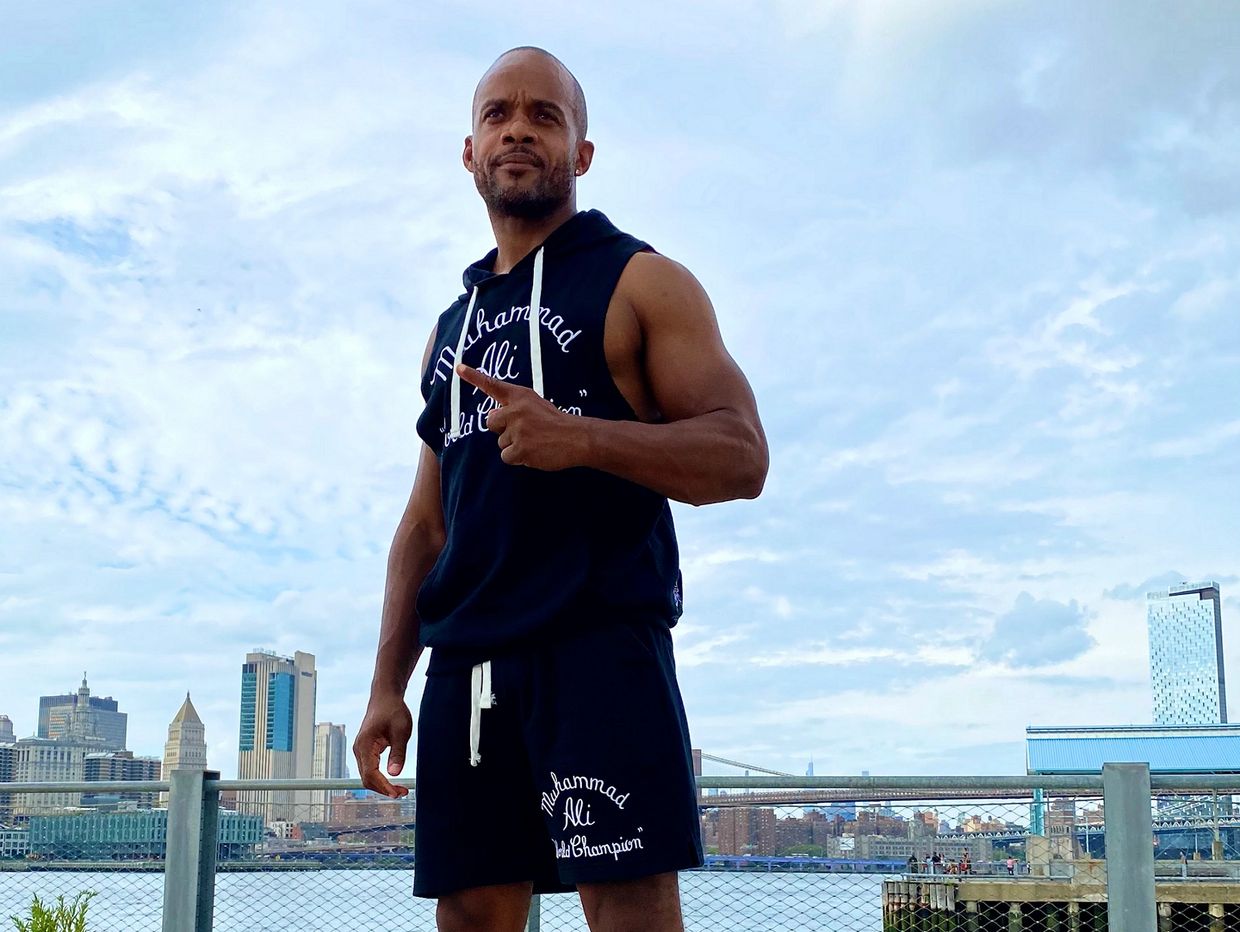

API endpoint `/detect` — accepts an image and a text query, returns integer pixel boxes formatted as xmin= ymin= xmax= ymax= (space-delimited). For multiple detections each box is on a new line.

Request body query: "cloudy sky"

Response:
xmin=2 ymin=1 xmax=1238 ymax=780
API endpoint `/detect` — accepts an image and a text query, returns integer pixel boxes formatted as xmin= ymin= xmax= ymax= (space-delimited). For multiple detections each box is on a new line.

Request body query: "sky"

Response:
xmin=2 ymin=0 xmax=1239 ymax=780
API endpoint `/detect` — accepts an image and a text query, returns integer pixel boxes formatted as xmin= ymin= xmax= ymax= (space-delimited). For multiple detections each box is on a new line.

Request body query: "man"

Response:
xmin=354 ymin=46 xmax=767 ymax=932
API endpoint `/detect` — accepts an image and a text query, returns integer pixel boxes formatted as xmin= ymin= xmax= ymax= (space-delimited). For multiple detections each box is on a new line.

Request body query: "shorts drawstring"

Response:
xmin=469 ymin=660 xmax=495 ymax=767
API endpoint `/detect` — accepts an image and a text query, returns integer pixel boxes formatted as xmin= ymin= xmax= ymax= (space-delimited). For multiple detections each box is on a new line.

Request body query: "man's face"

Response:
xmin=465 ymin=54 xmax=587 ymax=221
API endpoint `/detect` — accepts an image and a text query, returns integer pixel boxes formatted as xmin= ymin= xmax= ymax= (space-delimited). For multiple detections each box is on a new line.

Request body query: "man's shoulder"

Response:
xmin=616 ymin=249 xmax=710 ymax=323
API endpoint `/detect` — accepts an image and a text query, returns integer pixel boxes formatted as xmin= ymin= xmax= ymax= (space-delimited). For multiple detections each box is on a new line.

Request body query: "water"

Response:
xmin=0 ymin=868 xmax=891 ymax=931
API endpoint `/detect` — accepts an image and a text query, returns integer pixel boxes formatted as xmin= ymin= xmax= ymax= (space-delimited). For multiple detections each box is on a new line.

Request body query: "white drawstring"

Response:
xmin=449 ymin=286 xmax=480 ymax=441
xmin=468 ymin=660 xmax=494 ymax=767
xmin=527 ymin=247 xmax=545 ymax=398
xmin=448 ymin=247 xmax=547 ymax=441
xmin=451 ymin=249 xmax=545 ymax=766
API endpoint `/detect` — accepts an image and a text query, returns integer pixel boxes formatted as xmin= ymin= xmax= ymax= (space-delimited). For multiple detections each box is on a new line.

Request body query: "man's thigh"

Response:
xmin=413 ymin=664 xmax=568 ymax=898
xmin=437 ymin=881 xmax=533 ymax=932
xmin=523 ymin=621 xmax=705 ymax=887
xmin=578 ymin=872 xmax=684 ymax=932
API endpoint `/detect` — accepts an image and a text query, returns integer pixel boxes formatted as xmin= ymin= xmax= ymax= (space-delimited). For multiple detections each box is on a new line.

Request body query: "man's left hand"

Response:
xmin=456 ymin=364 xmax=589 ymax=471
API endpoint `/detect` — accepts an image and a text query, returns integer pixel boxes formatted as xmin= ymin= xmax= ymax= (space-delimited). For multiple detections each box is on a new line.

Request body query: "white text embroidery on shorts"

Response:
xmin=556 ymin=833 xmax=645 ymax=861
xmin=541 ymin=771 xmax=643 ymax=861
xmin=540 ymin=771 xmax=630 ymax=817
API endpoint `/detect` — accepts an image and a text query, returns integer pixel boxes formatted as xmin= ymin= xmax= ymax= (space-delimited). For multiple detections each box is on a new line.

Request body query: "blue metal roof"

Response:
xmin=1027 ymin=735 xmax=1240 ymax=774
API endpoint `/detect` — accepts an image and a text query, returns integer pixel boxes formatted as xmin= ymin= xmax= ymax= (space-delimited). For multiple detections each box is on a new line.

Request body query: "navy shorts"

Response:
xmin=411 ymin=619 xmax=704 ymax=898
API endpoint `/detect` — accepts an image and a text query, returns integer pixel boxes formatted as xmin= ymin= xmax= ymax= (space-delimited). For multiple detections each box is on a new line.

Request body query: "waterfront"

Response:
xmin=0 ymin=867 xmax=890 ymax=931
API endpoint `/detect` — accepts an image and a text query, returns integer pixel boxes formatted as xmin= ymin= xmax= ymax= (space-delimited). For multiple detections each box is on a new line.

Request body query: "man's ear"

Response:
xmin=575 ymin=139 xmax=596 ymax=176
xmin=463 ymin=135 xmax=474 ymax=172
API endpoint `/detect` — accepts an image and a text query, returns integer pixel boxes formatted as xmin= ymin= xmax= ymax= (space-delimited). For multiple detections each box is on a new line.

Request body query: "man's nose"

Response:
xmin=502 ymin=118 xmax=537 ymax=145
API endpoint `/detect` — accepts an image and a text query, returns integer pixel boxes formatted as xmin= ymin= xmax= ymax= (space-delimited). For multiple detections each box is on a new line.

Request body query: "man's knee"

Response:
xmin=436 ymin=881 xmax=532 ymax=932
xmin=578 ymin=871 xmax=684 ymax=932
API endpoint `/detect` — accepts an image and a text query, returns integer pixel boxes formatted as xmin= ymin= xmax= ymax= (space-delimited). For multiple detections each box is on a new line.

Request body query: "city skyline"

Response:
xmin=3 ymin=2 xmax=1239 ymax=777
xmin=1 ymin=585 xmax=1233 ymax=779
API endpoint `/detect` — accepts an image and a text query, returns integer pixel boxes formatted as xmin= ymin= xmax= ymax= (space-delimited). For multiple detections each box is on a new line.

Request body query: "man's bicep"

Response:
xmin=631 ymin=255 xmax=760 ymax=424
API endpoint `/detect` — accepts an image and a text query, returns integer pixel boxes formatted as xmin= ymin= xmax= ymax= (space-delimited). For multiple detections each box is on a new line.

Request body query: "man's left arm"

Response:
xmin=576 ymin=252 xmax=768 ymax=506
xmin=458 ymin=252 xmax=768 ymax=505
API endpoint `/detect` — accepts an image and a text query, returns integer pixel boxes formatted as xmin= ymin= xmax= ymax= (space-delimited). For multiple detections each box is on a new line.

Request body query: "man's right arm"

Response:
xmin=353 ymin=327 xmax=445 ymax=798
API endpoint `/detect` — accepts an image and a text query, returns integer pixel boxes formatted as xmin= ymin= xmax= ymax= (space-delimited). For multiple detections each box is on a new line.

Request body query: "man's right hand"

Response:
xmin=353 ymin=692 xmax=414 ymax=798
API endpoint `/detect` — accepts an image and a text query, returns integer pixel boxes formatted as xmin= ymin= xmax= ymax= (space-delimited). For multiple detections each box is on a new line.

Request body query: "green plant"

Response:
xmin=9 ymin=891 xmax=95 ymax=932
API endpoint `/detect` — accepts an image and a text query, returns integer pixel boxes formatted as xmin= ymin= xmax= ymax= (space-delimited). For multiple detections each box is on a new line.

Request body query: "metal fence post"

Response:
xmin=1103 ymin=762 xmax=1155 ymax=932
xmin=196 ymin=771 xmax=221 ymax=932
xmin=163 ymin=769 xmax=206 ymax=932
xmin=526 ymin=892 xmax=541 ymax=932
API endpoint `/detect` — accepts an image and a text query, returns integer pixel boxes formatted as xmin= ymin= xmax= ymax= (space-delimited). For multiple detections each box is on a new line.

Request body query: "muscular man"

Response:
xmin=354 ymin=46 xmax=767 ymax=932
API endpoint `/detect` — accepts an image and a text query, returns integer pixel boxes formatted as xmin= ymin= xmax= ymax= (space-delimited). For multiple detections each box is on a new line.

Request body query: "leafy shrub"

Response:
xmin=9 ymin=892 xmax=96 ymax=932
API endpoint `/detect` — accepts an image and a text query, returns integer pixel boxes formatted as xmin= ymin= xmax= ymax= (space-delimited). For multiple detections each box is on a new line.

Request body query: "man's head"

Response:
xmin=464 ymin=47 xmax=594 ymax=221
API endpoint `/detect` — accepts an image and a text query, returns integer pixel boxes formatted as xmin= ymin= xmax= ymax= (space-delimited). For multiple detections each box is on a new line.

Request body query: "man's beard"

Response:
xmin=476 ymin=156 xmax=573 ymax=220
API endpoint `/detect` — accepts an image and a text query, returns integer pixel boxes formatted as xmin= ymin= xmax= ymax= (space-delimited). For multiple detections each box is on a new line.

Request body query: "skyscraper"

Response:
xmin=0 ymin=742 xmax=14 ymax=825
xmin=0 ymin=715 xmax=14 ymax=743
xmin=313 ymin=722 xmax=350 ymax=821
xmin=161 ymin=693 xmax=208 ymax=806
xmin=237 ymin=650 xmax=317 ymax=823
xmin=38 ymin=675 xmax=127 ymax=750
xmin=1148 ymin=581 xmax=1226 ymax=724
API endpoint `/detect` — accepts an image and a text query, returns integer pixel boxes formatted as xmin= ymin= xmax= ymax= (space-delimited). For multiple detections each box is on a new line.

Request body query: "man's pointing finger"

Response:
xmin=456 ymin=364 xmax=513 ymax=403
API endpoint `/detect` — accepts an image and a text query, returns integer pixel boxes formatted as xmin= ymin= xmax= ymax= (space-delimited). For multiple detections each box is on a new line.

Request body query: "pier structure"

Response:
xmin=883 ymin=874 xmax=1240 ymax=931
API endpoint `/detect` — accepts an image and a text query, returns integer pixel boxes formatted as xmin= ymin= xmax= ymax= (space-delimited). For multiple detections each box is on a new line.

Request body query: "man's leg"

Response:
xmin=437 ymin=881 xmax=533 ymax=932
xmin=578 ymin=872 xmax=684 ymax=932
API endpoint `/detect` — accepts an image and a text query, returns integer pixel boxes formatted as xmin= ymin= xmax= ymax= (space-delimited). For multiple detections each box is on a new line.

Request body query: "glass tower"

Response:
xmin=1147 ymin=581 xmax=1226 ymax=724
xmin=236 ymin=650 xmax=317 ymax=823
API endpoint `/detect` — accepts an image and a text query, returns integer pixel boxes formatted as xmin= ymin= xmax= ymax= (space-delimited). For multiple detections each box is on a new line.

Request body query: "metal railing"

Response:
xmin=3 ymin=766 xmax=1238 ymax=930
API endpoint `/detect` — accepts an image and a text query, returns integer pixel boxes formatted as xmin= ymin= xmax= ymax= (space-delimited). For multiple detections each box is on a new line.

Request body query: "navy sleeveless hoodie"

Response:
xmin=415 ymin=209 xmax=683 ymax=670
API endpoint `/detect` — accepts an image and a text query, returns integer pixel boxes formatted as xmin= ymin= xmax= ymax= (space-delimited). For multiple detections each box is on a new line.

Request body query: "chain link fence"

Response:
xmin=0 ymin=782 xmax=165 ymax=931
xmin=8 ymin=774 xmax=1240 ymax=930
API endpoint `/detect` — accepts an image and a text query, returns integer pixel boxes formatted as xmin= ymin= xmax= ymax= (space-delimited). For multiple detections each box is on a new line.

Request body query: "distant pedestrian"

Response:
xmin=907 ymin=855 xmax=918 ymax=874
xmin=1006 ymin=856 xmax=1015 ymax=875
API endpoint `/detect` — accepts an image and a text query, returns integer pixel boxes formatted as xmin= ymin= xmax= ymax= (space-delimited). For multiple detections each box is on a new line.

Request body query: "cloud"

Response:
xmin=1104 ymin=572 xmax=1191 ymax=601
xmin=1148 ymin=420 xmax=1240 ymax=459
xmin=980 ymin=593 xmax=1095 ymax=668
xmin=3 ymin=0 xmax=1240 ymax=777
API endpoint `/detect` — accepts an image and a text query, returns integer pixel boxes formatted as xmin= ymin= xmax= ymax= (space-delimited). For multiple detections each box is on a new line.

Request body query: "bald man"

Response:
xmin=354 ymin=46 xmax=767 ymax=932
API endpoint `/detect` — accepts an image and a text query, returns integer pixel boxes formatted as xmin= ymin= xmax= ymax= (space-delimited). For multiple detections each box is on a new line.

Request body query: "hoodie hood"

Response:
xmin=449 ymin=209 xmax=625 ymax=440
xmin=461 ymin=209 xmax=623 ymax=293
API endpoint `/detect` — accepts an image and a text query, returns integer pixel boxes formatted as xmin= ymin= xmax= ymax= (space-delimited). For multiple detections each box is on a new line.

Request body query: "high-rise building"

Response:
xmin=0 ymin=715 xmax=15 ymax=743
xmin=715 ymin=807 xmax=777 ymax=855
xmin=83 ymin=750 xmax=162 ymax=808
xmin=163 ymin=693 xmax=208 ymax=775
xmin=38 ymin=675 xmax=127 ymax=750
xmin=237 ymin=650 xmax=317 ymax=823
xmin=10 ymin=735 xmax=111 ymax=816
xmin=1148 ymin=581 xmax=1226 ymax=724
xmin=312 ymin=723 xmax=348 ymax=780
xmin=161 ymin=693 xmax=208 ymax=806
xmin=0 ymin=744 xmax=14 ymax=826
xmin=312 ymin=723 xmax=349 ymax=822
